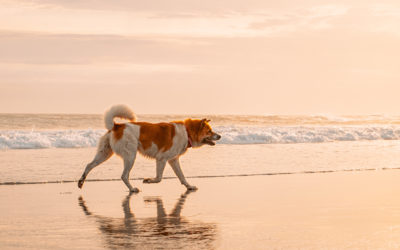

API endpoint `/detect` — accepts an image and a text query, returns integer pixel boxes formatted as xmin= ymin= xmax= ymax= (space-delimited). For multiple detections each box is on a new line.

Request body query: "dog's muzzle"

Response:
xmin=202 ymin=132 xmax=221 ymax=146
xmin=211 ymin=133 xmax=221 ymax=141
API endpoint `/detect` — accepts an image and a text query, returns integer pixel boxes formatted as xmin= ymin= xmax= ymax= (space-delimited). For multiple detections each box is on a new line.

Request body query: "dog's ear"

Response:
xmin=199 ymin=118 xmax=208 ymax=130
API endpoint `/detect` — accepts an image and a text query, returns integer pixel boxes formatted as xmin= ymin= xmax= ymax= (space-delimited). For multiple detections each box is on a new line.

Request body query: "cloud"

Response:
xmin=248 ymin=5 xmax=349 ymax=32
xmin=0 ymin=2 xmax=256 ymax=37
xmin=2 ymin=1 xmax=396 ymax=39
xmin=0 ymin=1 xmax=353 ymax=38
xmin=0 ymin=31 xmax=214 ymax=65
xmin=0 ymin=0 xmax=322 ymax=13
xmin=371 ymin=4 xmax=400 ymax=17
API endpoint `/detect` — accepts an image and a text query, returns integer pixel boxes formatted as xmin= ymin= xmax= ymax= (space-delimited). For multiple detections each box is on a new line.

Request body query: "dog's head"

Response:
xmin=185 ymin=118 xmax=221 ymax=147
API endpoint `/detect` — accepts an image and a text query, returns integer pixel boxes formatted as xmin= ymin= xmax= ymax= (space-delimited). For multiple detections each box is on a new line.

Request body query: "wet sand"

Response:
xmin=1 ymin=170 xmax=400 ymax=249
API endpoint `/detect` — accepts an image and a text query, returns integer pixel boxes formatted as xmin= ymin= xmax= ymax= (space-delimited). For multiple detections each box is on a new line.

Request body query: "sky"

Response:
xmin=0 ymin=0 xmax=400 ymax=115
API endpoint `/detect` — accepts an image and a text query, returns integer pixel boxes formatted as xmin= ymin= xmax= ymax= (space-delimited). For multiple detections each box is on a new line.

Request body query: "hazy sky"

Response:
xmin=0 ymin=0 xmax=399 ymax=115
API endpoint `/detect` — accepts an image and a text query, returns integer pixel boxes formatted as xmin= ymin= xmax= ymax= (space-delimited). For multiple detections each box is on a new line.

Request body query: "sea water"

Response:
xmin=1 ymin=113 xmax=400 ymax=184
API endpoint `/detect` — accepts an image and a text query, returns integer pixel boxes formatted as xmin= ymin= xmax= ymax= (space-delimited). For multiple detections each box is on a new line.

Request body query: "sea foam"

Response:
xmin=0 ymin=129 xmax=104 ymax=149
xmin=216 ymin=126 xmax=400 ymax=144
xmin=1 ymin=125 xmax=400 ymax=149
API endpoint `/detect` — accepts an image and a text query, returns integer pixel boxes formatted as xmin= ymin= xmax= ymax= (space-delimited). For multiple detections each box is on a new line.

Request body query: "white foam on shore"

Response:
xmin=216 ymin=125 xmax=400 ymax=144
xmin=0 ymin=129 xmax=104 ymax=149
xmin=1 ymin=125 xmax=400 ymax=149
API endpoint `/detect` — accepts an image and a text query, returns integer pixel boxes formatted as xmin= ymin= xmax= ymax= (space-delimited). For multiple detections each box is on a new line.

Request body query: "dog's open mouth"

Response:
xmin=202 ymin=137 xmax=216 ymax=146
xmin=202 ymin=133 xmax=221 ymax=146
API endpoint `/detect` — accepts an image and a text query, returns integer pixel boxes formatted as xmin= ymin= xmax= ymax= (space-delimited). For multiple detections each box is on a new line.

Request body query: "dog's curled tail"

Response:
xmin=104 ymin=104 xmax=136 ymax=130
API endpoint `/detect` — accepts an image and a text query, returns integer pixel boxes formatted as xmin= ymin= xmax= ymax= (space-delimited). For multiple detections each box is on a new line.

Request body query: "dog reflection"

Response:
xmin=78 ymin=191 xmax=216 ymax=249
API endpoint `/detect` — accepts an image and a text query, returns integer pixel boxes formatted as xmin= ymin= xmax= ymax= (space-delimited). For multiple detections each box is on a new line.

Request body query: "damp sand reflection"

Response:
xmin=78 ymin=191 xmax=217 ymax=249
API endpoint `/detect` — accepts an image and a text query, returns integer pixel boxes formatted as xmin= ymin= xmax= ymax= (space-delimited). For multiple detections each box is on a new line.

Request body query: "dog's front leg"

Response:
xmin=143 ymin=160 xmax=166 ymax=184
xmin=168 ymin=158 xmax=197 ymax=190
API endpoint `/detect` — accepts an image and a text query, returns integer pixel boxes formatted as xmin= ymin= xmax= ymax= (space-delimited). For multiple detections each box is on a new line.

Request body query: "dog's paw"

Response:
xmin=143 ymin=178 xmax=161 ymax=184
xmin=129 ymin=187 xmax=140 ymax=193
xmin=186 ymin=185 xmax=198 ymax=191
xmin=78 ymin=179 xmax=84 ymax=189
xmin=143 ymin=178 xmax=152 ymax=183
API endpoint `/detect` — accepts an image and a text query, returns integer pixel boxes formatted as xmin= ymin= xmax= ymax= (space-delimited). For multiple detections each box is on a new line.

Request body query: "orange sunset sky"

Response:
xmin=0 ymin=0 xmax=399 ymax=115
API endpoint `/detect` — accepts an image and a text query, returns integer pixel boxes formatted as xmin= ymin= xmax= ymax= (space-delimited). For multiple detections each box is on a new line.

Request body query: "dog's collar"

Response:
xmin=186 ymin=128 xmax=192 ymax=148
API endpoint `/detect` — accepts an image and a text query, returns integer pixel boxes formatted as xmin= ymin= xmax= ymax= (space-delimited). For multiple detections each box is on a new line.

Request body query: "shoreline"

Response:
xmin=2 ymin=170 xmax=400 ymax=249
xmin=1 ymin=166 xmax=400 ymax=186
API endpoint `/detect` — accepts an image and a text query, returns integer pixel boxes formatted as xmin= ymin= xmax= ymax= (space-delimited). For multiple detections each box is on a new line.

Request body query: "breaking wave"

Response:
xmin=0 ymin=129 xmax=104 ymax=149
xmin=216 ymin=125 xmax=400 ymax=144
xmin=1 ymin=125 xmax=400 ymax=149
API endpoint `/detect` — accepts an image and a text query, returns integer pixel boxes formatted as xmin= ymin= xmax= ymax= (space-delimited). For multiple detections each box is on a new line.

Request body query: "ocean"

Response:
xmin=1 ymin=113 xmax=400 ymax=185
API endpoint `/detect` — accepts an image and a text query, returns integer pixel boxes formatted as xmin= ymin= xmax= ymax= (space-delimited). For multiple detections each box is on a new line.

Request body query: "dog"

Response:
xmin=78 ymin=104 xmax=221 ymax=192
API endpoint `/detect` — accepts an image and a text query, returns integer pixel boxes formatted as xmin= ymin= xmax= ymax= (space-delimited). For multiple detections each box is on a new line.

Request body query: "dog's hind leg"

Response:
xmin=121 ymin=151 xmax=139 ymax=193
xmin=143 ymin=160 xmax=167 ymax=184
xmin=78 ymin=149 xmax=113 ymax=188
xmin=78 ymin=134 xmax=113 ymax=189
xmin=168 ymin=158 xmax=197 ymax=190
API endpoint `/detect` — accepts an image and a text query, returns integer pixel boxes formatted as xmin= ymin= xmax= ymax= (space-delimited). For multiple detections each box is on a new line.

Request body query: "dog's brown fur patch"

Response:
xmin=136 ymin=122 xmax=176 ymax=152
xmin=112 ymin=123 xmax=126 ymax=140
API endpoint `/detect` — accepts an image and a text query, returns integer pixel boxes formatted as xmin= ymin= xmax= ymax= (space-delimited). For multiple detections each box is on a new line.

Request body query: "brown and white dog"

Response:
xmin=78 ymin=105 xmax=221 ymax=192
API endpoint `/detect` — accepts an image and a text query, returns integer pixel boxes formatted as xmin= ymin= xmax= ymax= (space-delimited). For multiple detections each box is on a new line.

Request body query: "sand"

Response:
xmin=1 ymin=170 xmax=400 ymax=249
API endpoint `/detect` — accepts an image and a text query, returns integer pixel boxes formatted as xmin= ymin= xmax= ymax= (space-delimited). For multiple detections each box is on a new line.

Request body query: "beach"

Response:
xmin=1 ymin=170 xmax=400 ymax=249
xmin=2 ymin=114 xmax=400 ymax=249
